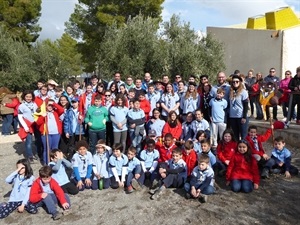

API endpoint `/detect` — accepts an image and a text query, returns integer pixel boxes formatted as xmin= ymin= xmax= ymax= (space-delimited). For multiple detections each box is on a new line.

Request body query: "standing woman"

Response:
xmin=279 ymin=70 xmax=293 ymax=121
xmin=109 ymin=82 xmax=118 ymax=100
xmin=146 ymin=108 xmax=165 ymax=137
xmin=180 ymin=82 xmax=200 ymax=120
xmin=110 ymin=94 xmax=129 ymax=152
xmin=17 ymin=91 xmax=39 ymax=162
xmin=160 ymin=83 xmax=180 ymax=121
xmin=228 ymin=75 xmax=249 ymax=141
xmin=91 ymin=83 xmax=105 ymax=105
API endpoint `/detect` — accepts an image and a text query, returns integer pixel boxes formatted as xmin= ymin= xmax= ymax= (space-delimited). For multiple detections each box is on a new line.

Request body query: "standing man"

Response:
xmin=173 ymin=74 xmax=182 ymax=92
xmin=288 ymin=66 xmax=300 ymax=125
xmin=210 ymin=72 xmax=230 ymax=102
xmin=142 ymin=72 xmax=153 ymax=92
xmin=134 ymin=78 xmax=146 ymax=96
xmin=107 ymin=72 xmax=125 ymax=90
xmin=264 ymin=68 xmax=280 ymax=120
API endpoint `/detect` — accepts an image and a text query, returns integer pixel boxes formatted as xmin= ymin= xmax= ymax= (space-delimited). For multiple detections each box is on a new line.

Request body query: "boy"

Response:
xmin=29 ymin=166 xmax=70 ymax=220
xmin=126 ymin=147 xmax=144 ymax=193
xmin=127 ymin=98 xmax=146 ymax=154
xmin=261 ymin=136 xmax=299 ymax=179
xmin=84 ymin=94 xmax=109 ymax=155
xmin=146 ymin=84 xmax=161 ymax=117
xmin=140 ymin=139 xmax=160 ymax=185
xmin=191 ymin=109 xmax=210 ymax=140
xmin=184 ymin=154 xmax=215 ymax=203
xmin=71 ymin=140 xmax=93 ymax=191
xmin=157 ymin=133 xmax=177 ymax=163
xmin=138 ymin=92 xmax=151 ymax=121
xmin=150 ymin=148 xmax=187 ymax=200
xmin=209 ymin=88 xmax=228 ymax=149
xmin=199 ymin=139 xmax=216 ymax=169
xmin=53 ymin=86 xmax=63 ymax=103
xmin=182 ymin=140 xmax=198 ymax=178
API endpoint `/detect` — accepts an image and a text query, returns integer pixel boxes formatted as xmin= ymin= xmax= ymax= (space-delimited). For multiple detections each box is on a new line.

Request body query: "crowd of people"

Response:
xmin=0 ymin=68 xmax=300 ymax=220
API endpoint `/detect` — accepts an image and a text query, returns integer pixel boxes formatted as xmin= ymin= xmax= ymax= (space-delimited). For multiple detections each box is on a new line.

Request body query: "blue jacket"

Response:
xmin=64 ymin=108 xmax=84 ymax=135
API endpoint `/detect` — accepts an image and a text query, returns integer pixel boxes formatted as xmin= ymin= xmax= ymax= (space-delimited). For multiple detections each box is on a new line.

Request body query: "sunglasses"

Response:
xmin=285 ymin=73 xmax=291 ymax=75
xmin=232 ymin=80 xmax=240 ymax=83
xmin=270 ymin=71 xmax=275 ymax=73
xmin=175 ymin=76 xmax=181 ymax=79
xmin=105 ymin=95 xmax=111 ymax=97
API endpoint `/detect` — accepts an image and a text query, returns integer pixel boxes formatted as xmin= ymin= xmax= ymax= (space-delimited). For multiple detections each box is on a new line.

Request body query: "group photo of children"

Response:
xmin=0 ymin=67 xmax=300 ymax=221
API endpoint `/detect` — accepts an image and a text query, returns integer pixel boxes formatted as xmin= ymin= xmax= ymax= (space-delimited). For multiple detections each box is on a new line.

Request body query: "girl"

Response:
xmin=146 ymin=108 xmax=165 ymax=137
xmin=63 ymin=85 xmax=75 ymax=103
xmin=91 ymin=83 xmax=105 ymax=105
xmin=199 ymin=83 xmax=213 ymax=122
xmin=79 ymin=84 xmax=93 ymax=117
xmin=92 ymin=140 xmax=112 ymax=190
xmin=226 ymin=140 xmax=260 ymax=193
xmin=162 ymin=110 xmax=182 ymax=141
xmin=180 ymin=82 xmax=200 ymax=119
xmin=58 ymin=95 xmax=71 ymax=157
xmin=0 ymin=159 xmax=37 ymax=218
xmin=160 ymin=83 xmax=180 ymax=120
xmin=216 ymin=129 xmax=237 ymax=176
xmin=109 ymin=82 xmax=118 ymax=100
xmin=279 ymin=70 xmax=293 ymax=120
xmin=191 ymin=109 xmax=210 ymax=140
xmin=110 ymin=94 xmax=129 ymax=152
xmin=180 ymin=112 xmax=194 ymax=143
xmin=193 ymin=130 xmax=207 ymax=154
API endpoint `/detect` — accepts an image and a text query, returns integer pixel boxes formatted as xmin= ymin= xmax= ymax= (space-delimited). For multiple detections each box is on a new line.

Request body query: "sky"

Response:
xmin=38 ymin=0 xmax=300 ymax=40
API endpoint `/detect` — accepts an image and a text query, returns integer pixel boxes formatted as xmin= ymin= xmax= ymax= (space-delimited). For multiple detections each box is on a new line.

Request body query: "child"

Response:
xmin=126 ymin=147 xmax=144 ymax=193
xmin=180 ymin=112 xmax=194 ymax=143
xmin=109 ymin=143 xmax=129 ymax=189
xmin=29 ymin=166 xmax=70 ymax=220
xmin=150 ymin=148 xmax=187 ymax=200
xmin=140 ymin=139 xmax=160 ymax=185
xmin=138 ymin=92 xmax=151 ymax=121
xmin=191 ymin=109 xmax=210 ymax=140
xmin=209 ymin=88 xmax=228 ymax=149
xmin=127 ymin=98 xmax=146 ymax=154
xmin=0 ymin=159 xmax=37 ymax=219
xmin=53 ymin=86 xmax=63 ymax=103
xmin=245 ymin=125 xmax=271 ymax=163
xmin=182 ymin=140 xmax=198 ymax=178
xmin=49 ymin=149 xmax=79 ymax=195
xmin=71 ymin=140 xmax=93 ymax=191
xmin=84 ymin=95 xmax=109 ymax=155
xmin=157 ymin=133 xmax=177 ymax=163
xmin=92 ymin=140 xmax=112 ymax=190
xmin=261 ymin=136 xmax=299 ymax=179
xmin=216 ymin=129 xmax=237 ymax=176
xmin=184 ymin=154 xmax=215 ymax=203
xmin=193 ymin=130 xmax=207 ymax=154
xmin=199 ymin=139 xmax=216 ymax=169
xmin=226 ymin=140 xmax=260 ymax=193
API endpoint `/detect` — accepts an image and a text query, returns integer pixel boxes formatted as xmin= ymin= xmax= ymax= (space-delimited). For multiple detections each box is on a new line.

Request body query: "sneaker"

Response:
xmin=270 ymin=168 xmax=281 ymax=174
xmin=149 ymin=186 xmax=159 ymax=195
xmin=52 ymin=212 xmax=63 ymax=220
xmin=0 ymin=202 xmax=7 ymax=208
xmin=62 ymin=209 xmax=71 ymax=215
xmin=218 ymin=169 xmax=226 ymax=177
xmin=261 ymin=168 xmax=269 ymax=179
xmin=131 ymin=179 xmax=142 ymax=191
xmin=151 ymin=179 xmax=159 ymax=189
xmin=127 ymin=185 xmax=134 ymax=194
xmin=199 ymin=194 xmax=208 ymax=203
xmin=150 ymin=186 xmax=165 ymax=200
xmin=185 ymin=192 xmax=191 ymax=199
xmin=29 ymin=157 xmax=35 ymax=164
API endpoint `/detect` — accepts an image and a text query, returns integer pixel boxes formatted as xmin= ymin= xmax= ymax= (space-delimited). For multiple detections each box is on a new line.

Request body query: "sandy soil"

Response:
xmin=0 ymin=135 xmax=300 ymax=225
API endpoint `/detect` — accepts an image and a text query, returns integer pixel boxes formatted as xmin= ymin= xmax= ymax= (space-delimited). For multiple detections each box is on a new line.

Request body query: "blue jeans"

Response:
xmin=89 ymin=129 xmax=106 ymax=155
xmin=129 ymin=129 xmax=143 ymax=153
xmin=126 ymin=171 xmax=145 ymax=187
xmin=231 ymin=179 xmax=253 ymax=193
xmin=25 ymin=133 xmax=34 ymax=158
xmin=35 ymin=193 xmax=70 ymax=216
xmin=254 ymin=96 xmax=263 ymax=118
xmin=41 ymin=134 xmax=61 ymax=163
xmin=184 ymin=183 xmax=215 ymax=195
xmin=1 ymin=114 xmax=13 ymax=135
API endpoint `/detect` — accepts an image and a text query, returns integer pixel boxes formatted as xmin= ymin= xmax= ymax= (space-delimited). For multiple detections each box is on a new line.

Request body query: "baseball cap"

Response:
xmin=148 ymin=130 xmax=157 ymax=137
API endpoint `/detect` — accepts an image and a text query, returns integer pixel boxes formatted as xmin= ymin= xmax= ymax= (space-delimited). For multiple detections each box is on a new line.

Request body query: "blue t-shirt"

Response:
xmin=229 ymin=89 xmax=248 ymax=118
xmin=109 ymin=154 xmax=129 ymax=177
xmin=140 ymin=149 xmax=160 ymax=168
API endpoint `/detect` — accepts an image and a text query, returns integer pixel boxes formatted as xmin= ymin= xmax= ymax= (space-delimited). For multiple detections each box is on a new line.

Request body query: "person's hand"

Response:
xmin=41 ymin=193 xmax=48 ymax=199
xmin=278 ymin=162 xmax=284 ymax=167
xmin=77 ymin=180 xmax=84 ymax=189
xmin=117 ymin=123 xmax=123 ymax=130
xmin=57 ymin=151 xmax=64 ymax=159
xmin=95 ymin=173 xmax=101 ymax=179
xmin=88 ymin=122 xmax=92 ymax=127
xmin=241 ymin=118 xmax=246 ymax=124
xmin=262 ymin=154 xmax=269 ymax=160
xmin=130 ymin=123 xmax=136 ymax=129
xmin=160 ymin=173 xmax=166 ymax=178
xmin=42 ymin=112 xmax=47 ymax=117
xmin=118 ymin=181 xmax=124 ymax=187
xmin=62 ymin=203 xmax=69 ymax=210
xmin=191 ymin=187 xmax=197 ymax=197
xmin=134 ymin=174 xmax=140 ymax=180
xmin=17 ymin=204 xmax=25 ymax=213
xmin=285 ymin=171 xmax=291 ymax=178
xmin=159 ymin=168 xmax=166 ymax=174
xmin=66 ymin=133 xmax=70 ymax=139
xmin=17 ymin=165 xmax=25 ymax=173
xmin=24 ymin=128 xmax=30 ymax=133
xmin=254 ymin=183 xmax=259 ymax=190
xmin=225 ymin=160 xmax=230 ymax=165
xmin=85 ymin=178 xmax=92 ymax=187
xmin=226 ymin=181 xmax=230 ymax=186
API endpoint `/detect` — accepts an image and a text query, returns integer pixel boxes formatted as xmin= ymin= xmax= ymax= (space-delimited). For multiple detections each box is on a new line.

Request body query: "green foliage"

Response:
xmin=0 ymin=0 xmax=42 ymax=43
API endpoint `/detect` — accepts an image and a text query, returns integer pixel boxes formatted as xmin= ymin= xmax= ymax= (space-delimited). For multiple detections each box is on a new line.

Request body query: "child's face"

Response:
xmin=17 ymin=163 xmax=25 ymax=175
xmin=24 ymin=94 xmax=33 ymax=103
xmin=113 ymin=149 xmax=122 ymax=158
xmin=94 ymin=99 xmax=102 ymax=107
xmin=274 ymin=141 xmax=285 ymax=151
xmin=86 ymin=86 xmax=93 ymax=93
xmin=96 ymin=146 xmax=105 ymax=154
xmin=47 ymin=104 xmax=53 ymax=112
xmin=128 ymin=92 xmax=135 ymax=98
xmin=127 ymin=151 xmax=136 ymax=160
xmin=170 ymin=113 xmax=177 ymax=121
xmin=117 ymin=98 xmax=123 ymax=106
xmin=37 ymin=82 xmax=44 ymax=89
xmin=198 ymin=162 xmax=209 ymax=171
xmin=216 ymin=92 xmax=224 ymax=99
xmin=164 ymin=137 xmax=172 ymax=147
xmin=201 ymin=143 xmax=210 ymax=153
xmin=198 ymin=134 xmax=206 ymax=142
xmin=223 ymin=133 xmax=232 ymax=142
xmin=186 ymin=114 xmax=193 ymax=122
xmin=78 ymin=146 xmax=87 ymax=156
xmin=71 ymin=101 xmax=79 ymax=108
xmin=195 ymin=111 xmax=203 ymax=120
xmin=185 ymin=148 xmax=192 ymax=154
xmin=41 ymin=177 xmax=52 ymax=185
xmin=147 ymin=143 xmax=155 ymax=152
xmin=55 ymin=90 xmax=63 ymax=98
xmin=237 ymin=143 xmax=248 ymax=154
xmin=172 ymin=153 xmax=182 ymax=163
xmin=133 ymin=101 xmax=140 ymax=110
xmin=248 ymin=129 xmax=257 ymax=138
xmin=148 ymin=86 xmax=155 ymax=93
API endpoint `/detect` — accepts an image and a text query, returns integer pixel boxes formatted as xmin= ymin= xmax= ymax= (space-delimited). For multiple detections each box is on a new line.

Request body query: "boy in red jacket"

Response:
xmin=29 ymin=166 xmax=70 ymax=220
xmin=138 ymin=92 xmax=151 ymax=121
xmin=157 ymin=133 xmax=177 ymax=163
xmin=182 ymin=140 xmax=197 ymax=178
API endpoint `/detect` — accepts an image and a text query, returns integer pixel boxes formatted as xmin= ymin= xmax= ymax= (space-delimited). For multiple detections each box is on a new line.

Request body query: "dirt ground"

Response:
xmin=0 ymin=135 xmax=300 ymax=225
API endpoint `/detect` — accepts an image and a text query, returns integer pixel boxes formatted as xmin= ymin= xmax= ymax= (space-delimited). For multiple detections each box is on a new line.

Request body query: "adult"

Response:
xmin=134 ymin=78 xmax=146 ymax=96
xmin=228 ymin=75 xmax=249 ymax=140
xmin=47 ymin=79 xmax=58 ymax=99
xmin=142 ymin=72 xmax=153 ymax=92
xmin=90 ymin=75 xmax=99 ymax=93
xmin=173 ymin=74 xmax=183 ymax=92
xmin=0 ymin=89 xmax=15 ymax=136
xmin=160 ymin=83 xmax=180 ymax=120
xmin=107 ymin=72 xmax=125 ymax=90
xmin=180 ymin=82 xmax=200 ymax=118
xmin=124 ymin=75 xmax=135 ymax=91
xmin=263 ymin=68 xmax=280 ymax=120
xmin=177 ymin=81 xmax=186 ymax=99
xmin=197 ymin=74 xmax=209 ymax=94
xmin=253 ymin=72 xmax=264 ymax=120
xmin=244 ymin=69 xmax=256 ymax=118
xmin=146 ymin=83 xmax=161 ymax=117
xmin=287 ymin=66 xmax=300 ymax=125
xmin=279 ymin=70 xmax=292 ymax=121
xmin=210 ymin=72 xmax=231 ymax=102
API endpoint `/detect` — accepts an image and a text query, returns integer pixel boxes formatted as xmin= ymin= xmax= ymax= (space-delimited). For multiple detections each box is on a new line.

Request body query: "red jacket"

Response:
xmin=91 ymin=93 xmax=105 ymax=106
xmin=217 ymin=141 xmax=237 ymax=163
xmin=162 ymin=122 xmax=182 ymax=140
xmin=226 ymin=152 xmax=260 ymax=185
xmin=182 ymin=149 xmax=198 ymax=176
xmin=29 ymin=177 xmax=67 ymax=205
xmin=35 ymin=102 xmax=64 ymax=135
xmin=158 ymin=143 xmax=177 ymax=163
xmin=79 ymin=92 xmax=93 ymax=116
xmin=139 ymin=99 xmax=151 ymax=121
xmin=245 ymin=129 xmax=272 ymax=157
xmin=18 ymin=118 xmax=34 ymax=141
xmin=4 ymin=97 xmax=20 ymax=116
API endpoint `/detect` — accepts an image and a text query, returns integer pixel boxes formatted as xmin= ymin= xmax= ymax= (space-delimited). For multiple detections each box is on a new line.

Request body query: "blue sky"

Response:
xmin=38 ymin=0 xmax=300 ymax=40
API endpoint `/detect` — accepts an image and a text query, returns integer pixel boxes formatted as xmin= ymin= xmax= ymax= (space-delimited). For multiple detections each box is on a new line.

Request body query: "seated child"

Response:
xmin=157 ymin=133 xmax=177 ymax=163
xmin=92 ymin=139 xmax=112 ymax=190
xmin=182 ymin=140 xmax=198 ymax=178
xmin=226 ymin=140 xmax=260 ymax=193
xmin=29 ymin=166 xmax=70 ymax=220
xmin=109 ymin=143 xmax=129 ymax=189
xmin=126 ymin=147 xmax=144 ymax=193
xmin=199 ymin=139 xmax=216 ymax=169
xmin=49 ymin=149 xmax=79 ymax=195
xmin=261 ymin=136 xmax=299 ymax=179
xmin=140 ymin=139 xmax=160 ymax=185
xmin=71 ymin=140 xmax=93 ymax=191
xmin=184 ymin=154 xmax=215 ymax=203
xmin=193 ymin=130 xmax=207 ymax=154
xmin=150 ymin=148 xmax=187 ymax=200
xmin=0 ymin=159 xmax=37 ymax=219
